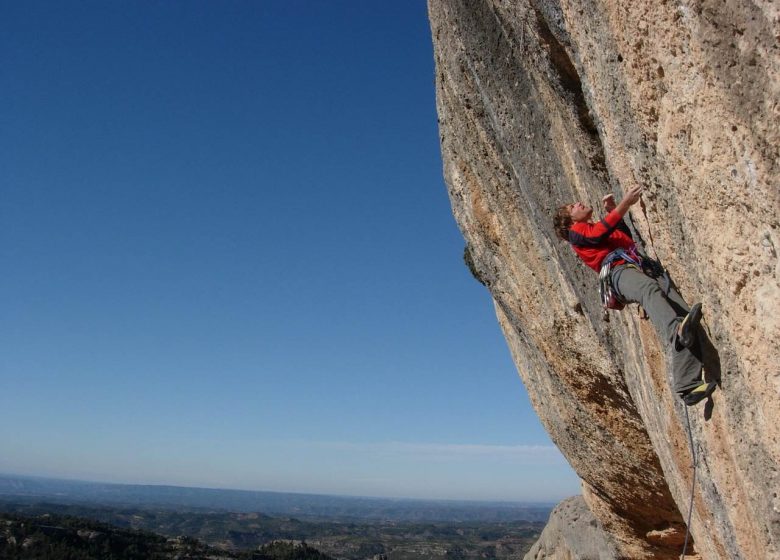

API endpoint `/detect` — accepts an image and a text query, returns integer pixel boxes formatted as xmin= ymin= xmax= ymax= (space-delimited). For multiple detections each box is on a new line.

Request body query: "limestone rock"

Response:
xmin=523 ymin=495 xmax=620 ymax=560
xmin=428 ymin=1 xmax=779 ymax=558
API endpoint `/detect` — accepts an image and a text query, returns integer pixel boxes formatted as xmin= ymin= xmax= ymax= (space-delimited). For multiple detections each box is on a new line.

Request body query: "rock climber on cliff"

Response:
xmin=553 ymin=186 xmax=717 ymax=406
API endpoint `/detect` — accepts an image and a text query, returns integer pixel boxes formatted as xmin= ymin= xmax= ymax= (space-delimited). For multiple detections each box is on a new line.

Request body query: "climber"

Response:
xmin=553 ymin=185 xmax=717 ymax=406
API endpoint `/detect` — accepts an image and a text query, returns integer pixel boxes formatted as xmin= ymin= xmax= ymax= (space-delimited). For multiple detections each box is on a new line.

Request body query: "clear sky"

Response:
xmin=1 ymin=1 xmax=579 ymax=502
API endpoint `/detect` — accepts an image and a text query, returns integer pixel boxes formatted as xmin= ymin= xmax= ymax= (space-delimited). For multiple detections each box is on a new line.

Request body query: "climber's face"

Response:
xmin=569 ymin=202 xmax=593 ymax=222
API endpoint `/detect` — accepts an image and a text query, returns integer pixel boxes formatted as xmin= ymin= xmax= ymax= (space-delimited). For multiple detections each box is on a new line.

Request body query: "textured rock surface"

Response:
xmin=429 ymin=1 xmax=778 ymax=559
xmin=523 ymin=495 xmax=620 ymax=560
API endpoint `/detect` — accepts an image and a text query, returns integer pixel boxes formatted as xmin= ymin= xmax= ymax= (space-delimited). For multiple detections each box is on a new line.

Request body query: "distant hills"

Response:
xmin=0 ymin=510 xmax=334 ymax=560
xmin=0 ymin=475 xmax=550 ymax=559
xmin=0 ymin=474 xmax=552 ymax=523
xmin=0 ymin=501 xmax=545 ymax=559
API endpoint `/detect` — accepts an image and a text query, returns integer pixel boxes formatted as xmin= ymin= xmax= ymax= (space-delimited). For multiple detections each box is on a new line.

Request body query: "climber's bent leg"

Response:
xmin=612 ymin=265 xmax=678 ymax=341
xmin=656 ymin=276 xmax=689 ymax=316
xmin=611 ymin=265 xmax=702 ymax=394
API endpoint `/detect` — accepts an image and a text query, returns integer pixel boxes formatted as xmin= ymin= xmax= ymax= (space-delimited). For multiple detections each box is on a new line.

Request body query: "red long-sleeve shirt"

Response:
xmin=568 ymin=209 xmax=636 ymax=271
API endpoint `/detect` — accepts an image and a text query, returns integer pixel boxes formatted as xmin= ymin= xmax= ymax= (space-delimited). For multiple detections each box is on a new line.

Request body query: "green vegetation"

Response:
xmin=0 ymin=512 xmax=212 ymax=559
xmin=255 ymin=541 xmax=334 ymax=560
xmin=0 ymin=511 xmax=335 ymax=560
xmin=0 ymin=501 xmax=544 ymax=559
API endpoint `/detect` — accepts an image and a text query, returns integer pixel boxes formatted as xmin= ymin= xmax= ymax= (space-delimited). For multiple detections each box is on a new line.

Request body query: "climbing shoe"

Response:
xmin=677 ymin=303 xmax=703 ymax=350
xmin=681 ymin=381 xmax=718 ymax=406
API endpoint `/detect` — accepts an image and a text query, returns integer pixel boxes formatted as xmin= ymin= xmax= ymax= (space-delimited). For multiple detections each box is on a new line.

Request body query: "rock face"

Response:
xmin=523 ymin=496 xmax=620 ymax=560
xmin=428 ymin=1 xmax=779 ymax=559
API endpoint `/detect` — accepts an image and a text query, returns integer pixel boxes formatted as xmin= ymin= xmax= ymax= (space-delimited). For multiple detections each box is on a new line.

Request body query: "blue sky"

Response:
xmin=0 ymin=1 xmax=579 ymax=502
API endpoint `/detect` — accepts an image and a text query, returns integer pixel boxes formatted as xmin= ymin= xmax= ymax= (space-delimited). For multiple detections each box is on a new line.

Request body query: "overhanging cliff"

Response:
xmin=428 ymin=1 xmax=779 ymax=558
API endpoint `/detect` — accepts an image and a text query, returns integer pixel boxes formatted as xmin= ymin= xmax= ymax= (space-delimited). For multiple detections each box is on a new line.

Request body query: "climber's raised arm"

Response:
xmin=569 ymin=185 xmax=642 ymax=246
xmin=614 ymin=185 xmax=643 ymax=218
xmin=553 ymin=185 xmax=643 ymax=245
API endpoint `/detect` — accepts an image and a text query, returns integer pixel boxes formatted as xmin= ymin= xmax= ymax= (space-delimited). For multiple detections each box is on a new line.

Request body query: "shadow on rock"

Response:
xmin=693 ymin=325 xmax=721 ymax=422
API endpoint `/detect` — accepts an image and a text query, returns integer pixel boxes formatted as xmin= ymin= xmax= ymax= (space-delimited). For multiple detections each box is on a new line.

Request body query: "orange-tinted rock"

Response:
xmin=429 ymin=1 xmax=779 ymax=558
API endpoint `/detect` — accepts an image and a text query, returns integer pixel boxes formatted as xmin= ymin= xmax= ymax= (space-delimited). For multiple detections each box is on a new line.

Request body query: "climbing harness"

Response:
xmin=598 ymin=247 xmax=642 ymax=318
xmin=680 ymin=404 xmax=697 ymax=559
xmin=581 ymin=191 xmax=671 ymax=321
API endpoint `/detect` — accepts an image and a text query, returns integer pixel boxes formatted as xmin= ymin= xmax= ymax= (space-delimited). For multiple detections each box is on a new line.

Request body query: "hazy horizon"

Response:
xmin=0 ymin=472 xmax=560 ymax=506
xmin=0 ymin=437 xmax=576 ymax=502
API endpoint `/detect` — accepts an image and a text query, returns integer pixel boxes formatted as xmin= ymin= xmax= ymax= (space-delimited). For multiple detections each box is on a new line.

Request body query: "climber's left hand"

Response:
xmin=602 ymin=193 xmax=616 ymax=212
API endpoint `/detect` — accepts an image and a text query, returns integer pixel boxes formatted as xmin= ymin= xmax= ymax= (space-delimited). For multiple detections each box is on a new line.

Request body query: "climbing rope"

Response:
xmin=680 ymin=404 xmax=697 ymax=559
xmin=635 ymin=185 xmax=699 ymax=559
xmin=638 ymin=195 xmax=660 ymax=261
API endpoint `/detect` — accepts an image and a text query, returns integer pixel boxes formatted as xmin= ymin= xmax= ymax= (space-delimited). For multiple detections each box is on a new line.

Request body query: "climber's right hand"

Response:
xmin=614 ymin=185 xmax=644 ymax=217
xmin=623 ymin=185 xmax=643 ymax=205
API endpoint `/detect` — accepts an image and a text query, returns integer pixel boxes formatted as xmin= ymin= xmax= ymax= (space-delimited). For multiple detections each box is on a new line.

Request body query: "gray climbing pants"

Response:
xmin=611 ymin=264 xmax=702 ymax=394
